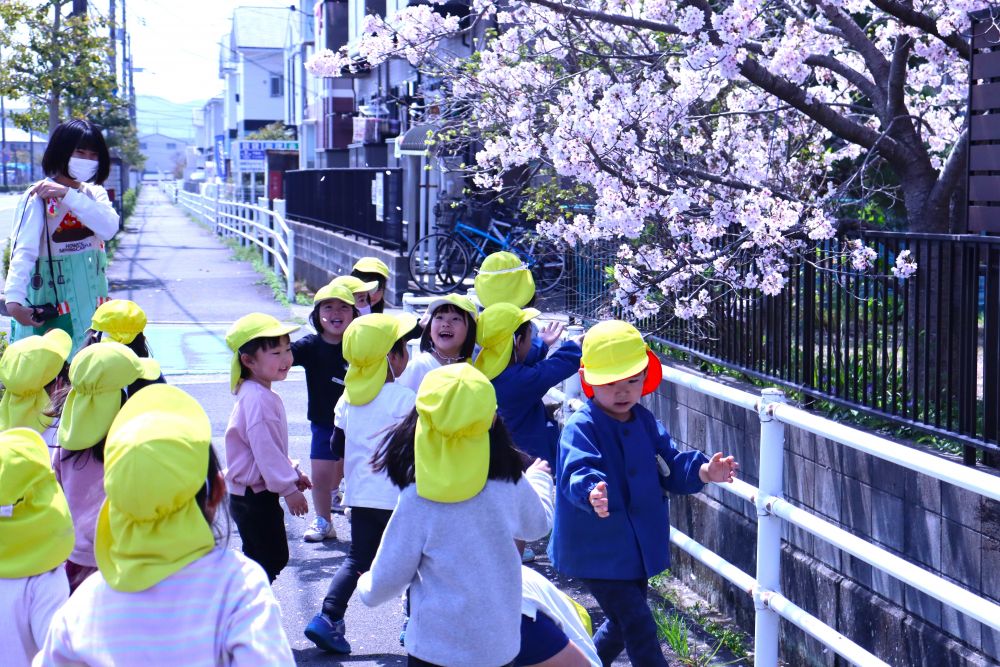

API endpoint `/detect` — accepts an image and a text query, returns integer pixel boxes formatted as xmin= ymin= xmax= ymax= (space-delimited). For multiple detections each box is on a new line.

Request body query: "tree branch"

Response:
xmin=867 ymin=0 xmax=971 ymax=61
xmin=807 ymin=0 xmax=890 ymax=84
xmin=804 ymin=54 xmax=884 ymax=111
xmin=927 ymin=126 xmax=969 ymax=215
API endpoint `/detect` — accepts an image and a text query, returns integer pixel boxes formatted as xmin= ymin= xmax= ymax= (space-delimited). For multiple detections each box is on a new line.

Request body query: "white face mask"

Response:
xmin=357 ymin=304 xmax=372 ymax=316
xmin=68 ymin=157 xmax=98 ymax=182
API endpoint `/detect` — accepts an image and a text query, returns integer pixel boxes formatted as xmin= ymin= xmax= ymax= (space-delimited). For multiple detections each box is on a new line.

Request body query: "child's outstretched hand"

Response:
xmin=296 ymin=471 xmax=313 ymax=492
xmin=589 ymin=481 xmax=610 ymax=518
xmin=699 ymin=452 xmax=739 ymax=484
xmin=527 ymin=458 xmax=551 ymax=476
xmin=284 ymin=490 xmax=309 ymax=516
xmin=539 ymin=321 xmax=566 ymax=347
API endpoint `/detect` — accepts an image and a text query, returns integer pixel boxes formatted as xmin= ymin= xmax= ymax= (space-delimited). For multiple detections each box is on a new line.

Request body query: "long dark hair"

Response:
xmin=84 ymin=329 xmax=154 ymax=358
xmin=371 ymin=409 xmax=524 ymax=490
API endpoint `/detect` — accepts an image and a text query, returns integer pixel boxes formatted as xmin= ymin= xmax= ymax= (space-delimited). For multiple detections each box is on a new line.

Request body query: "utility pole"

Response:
xmin=71 ymin=0 xmax=87 ymax=16
xmin=109 ymin=0 xmax=116 ymax=87
xmin=122 ymin=0 xmax=134 ymax=122
xmin=1 ymin=96 xmax=7 ymax=188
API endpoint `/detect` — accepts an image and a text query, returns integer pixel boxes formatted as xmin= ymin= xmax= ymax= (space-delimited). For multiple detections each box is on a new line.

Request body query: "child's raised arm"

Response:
xmin=357 ymin=499 xmax=424 ymax=608
xmin=514 ymin=459 xmax=555 ymax=539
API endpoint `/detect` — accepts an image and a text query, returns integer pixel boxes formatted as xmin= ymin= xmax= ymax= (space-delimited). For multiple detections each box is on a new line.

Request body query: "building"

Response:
xmin=138 ymin=133 xmax=190 ymax=178
xmin=193 ymin=96 xmax=226 ymax=179
xmin=220 ymin=6 xmax=293 ymax=141
xmin=0 ymin=121 xmax=48 ymax=186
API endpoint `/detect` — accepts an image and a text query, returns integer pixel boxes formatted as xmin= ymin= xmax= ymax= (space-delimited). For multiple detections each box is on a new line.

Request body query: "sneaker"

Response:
xmin=331 ymin=493 xmax=344 ymax=514
xmin=305 ymin=613 xmax=351 ymax=654
xmin=521 ymin=547 xmax=536 ymax=563
xmin=303 ymin=516 xmax=336 ymax=543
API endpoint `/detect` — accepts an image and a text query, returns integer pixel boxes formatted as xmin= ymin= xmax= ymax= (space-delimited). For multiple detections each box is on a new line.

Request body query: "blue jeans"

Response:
xmin=582 ymin=577 xmax=668 ymax=667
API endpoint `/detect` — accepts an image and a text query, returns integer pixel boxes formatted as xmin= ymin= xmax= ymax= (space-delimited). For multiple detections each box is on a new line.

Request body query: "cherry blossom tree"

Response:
xmin=306 ymin=0 xmax=984 ymax=320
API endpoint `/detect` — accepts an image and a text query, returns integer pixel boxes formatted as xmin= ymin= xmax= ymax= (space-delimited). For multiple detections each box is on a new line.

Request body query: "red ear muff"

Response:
xmin=641 ymin=348 xmax=663 ymax=396
xmin=580 ymin=367 xmax=594 ymax=399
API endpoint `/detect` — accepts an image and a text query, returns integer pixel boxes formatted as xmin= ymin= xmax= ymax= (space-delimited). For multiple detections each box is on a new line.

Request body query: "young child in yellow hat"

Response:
xmin=52 ymin=342 xmax=161 ymax=592
xmin=304 ymin=312 xmax=419 ymax=654
xmin=357 ymin=363 xmax=554 ymax=666
xmin=397 ymin=293 xmax=479 ymax=392
xmin=292 ymin=282 xmax=358 ymax=543
xmin=549 ymin=320 xmax=739 ymax=666
xmin=0 ymin=428 xmax=74 ymax=667
xmin=351 ymin=256 xmax=391 ymax=313
xmin=225 ymin=312 xmax=312 ymax=583
xmin=0 ymin=328 xmax=72 ymax=433
xmin=331 ymin=274 xmax=379 ymax=316
xmin=85 ymin=298 xmax=165 ymax=396
xmin=35 ymin=384 xmax=295 ymax=665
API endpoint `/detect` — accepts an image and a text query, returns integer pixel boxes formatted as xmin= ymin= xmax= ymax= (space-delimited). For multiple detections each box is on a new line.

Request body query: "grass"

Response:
xmin=652 ymin=605 xmax=739 ymax=667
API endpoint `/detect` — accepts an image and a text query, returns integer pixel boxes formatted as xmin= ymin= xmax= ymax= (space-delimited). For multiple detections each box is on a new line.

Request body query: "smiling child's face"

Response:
xmin=242 ymin=335 xmax=293 ymax=384
xmin=318 ymin=299 xmax=354 ymax=338
xmin=430 ymin=307 xmax=468 ymax=356
xmin=590 ymin=370 xmax=646 ymax=422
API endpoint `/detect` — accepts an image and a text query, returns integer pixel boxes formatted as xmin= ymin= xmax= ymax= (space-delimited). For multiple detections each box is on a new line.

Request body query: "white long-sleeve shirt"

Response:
xmin=5 ymin=181 xmax=119 ymax=305
xmin=33 ymin=547 xmax=294 ymax=667
xmin=0 ymin=569 xmax=69 ymax=667
xmin=358 ymin=468 xmax=554 ymax=667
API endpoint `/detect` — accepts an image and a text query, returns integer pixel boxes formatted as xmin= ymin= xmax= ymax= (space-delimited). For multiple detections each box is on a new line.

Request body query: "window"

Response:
xmin=270 ymin=74 xmax=283 ymax=98
xmin=166 ymin=142 xmax=177 ymax=149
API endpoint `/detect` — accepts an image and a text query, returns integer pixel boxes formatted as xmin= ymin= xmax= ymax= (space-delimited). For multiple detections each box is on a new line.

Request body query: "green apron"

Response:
xmin=9 ymin=194 xmax=109 ymax=354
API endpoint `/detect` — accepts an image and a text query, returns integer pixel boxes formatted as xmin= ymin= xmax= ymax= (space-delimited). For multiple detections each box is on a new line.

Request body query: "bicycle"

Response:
xmin=408 ymin=201 xmax=566 ymax=295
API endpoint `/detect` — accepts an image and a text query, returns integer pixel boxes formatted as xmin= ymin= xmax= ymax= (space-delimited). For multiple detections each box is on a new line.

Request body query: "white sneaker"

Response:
xmin=303 ymin=516 xmax=336 ymax=542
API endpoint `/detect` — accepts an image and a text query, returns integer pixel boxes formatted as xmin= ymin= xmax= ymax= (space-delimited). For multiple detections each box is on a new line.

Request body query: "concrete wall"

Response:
xmin=644 ymin=366 xmax=1000 ymax=666
xmin=288 ymin=220 xmax=407 ymax=305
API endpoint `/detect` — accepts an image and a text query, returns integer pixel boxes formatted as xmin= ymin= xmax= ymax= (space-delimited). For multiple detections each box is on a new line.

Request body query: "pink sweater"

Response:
xmin=51 ymin=446 xmax=104 ymax=568
xmin=224 ymin=379 xmax=298 ymax=497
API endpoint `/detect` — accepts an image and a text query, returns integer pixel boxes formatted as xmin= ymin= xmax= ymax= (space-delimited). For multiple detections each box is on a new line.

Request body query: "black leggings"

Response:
xmin=408 ymin=658 xmax=512 ymax=667
xmin=230 ymin=489 xmax=288 ymax=584
xmin=321 ymin=507 xmax=393 ymax=620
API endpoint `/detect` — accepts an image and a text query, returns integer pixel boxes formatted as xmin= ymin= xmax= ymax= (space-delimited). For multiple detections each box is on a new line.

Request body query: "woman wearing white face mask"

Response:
xmin=4 ymin=119 xmax=119 ymax=352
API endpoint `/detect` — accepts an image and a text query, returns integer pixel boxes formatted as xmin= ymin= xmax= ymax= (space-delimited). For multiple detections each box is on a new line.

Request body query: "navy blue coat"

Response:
xmin=549 ymin=400 xmax=707 ymax=580
xmin=492 ymin=341 xmax=582 ymax=463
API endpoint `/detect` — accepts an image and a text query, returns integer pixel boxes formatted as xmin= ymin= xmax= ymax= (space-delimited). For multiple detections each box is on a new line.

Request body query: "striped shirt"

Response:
xmin=33 ymin=548 xmax=294 ymax=667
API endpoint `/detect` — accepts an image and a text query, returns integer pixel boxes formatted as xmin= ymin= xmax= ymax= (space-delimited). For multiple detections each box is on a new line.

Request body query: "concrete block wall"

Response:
xmin=644 ymin=363 xmax=1000 ymax=667
xmin=288 ymin=221 xmax=408 ymax=306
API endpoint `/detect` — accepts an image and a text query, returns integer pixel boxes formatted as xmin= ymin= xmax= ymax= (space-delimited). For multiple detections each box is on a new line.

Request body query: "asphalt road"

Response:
xmin=107 ymin=187 xmax=633 ymax=666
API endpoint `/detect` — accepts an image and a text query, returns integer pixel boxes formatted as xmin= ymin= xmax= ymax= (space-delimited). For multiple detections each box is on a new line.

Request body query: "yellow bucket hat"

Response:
xmin=474 ymin=251 xmax=536 ymax=308
xmin=95 ymin=384 xmax=214 ymax=592
xmin=0 ymin=428 xmax=75 ymax=578
xmin=331 ymin=275 xmax=378 ymax=295
xmin=474 ymin=303 xmax=541 ymax=380
xmin=225 ymin=313 xmax=299 ymax=392
xmin=91 ymin=299 xmax=148 ymax=344
xmin=58 ymin=342 xmax=161 ymax=452
xmin=313 ymin=282 xmax=356 ymax=306
xmin=353 ymin=257 xmax=390 ymax=279
xmin=580 ymin=320 xmax=662 ymax=396
xmin=415 ymin=364 xmax=497 ymax=503
xmin=419 ymin=293 xmax=479 ymax=327
xmin=0 ymin=328 xmax=72 ymax=433
xmin=343 ymin=313 xmax=418 ymax=406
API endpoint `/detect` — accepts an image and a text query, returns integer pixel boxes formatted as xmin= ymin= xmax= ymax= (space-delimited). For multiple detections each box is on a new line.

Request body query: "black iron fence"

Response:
xmin=567 ymin=231 xmax=1000 ymax=465
xmin=284 ymin=168 xmax=405 ymax=250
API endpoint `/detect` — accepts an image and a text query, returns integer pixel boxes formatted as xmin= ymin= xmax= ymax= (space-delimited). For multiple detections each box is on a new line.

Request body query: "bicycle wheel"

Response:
xmin=408 ymin=232 xmax=472 ymax=294
xmin=513 ymin=234 xmax=566 ymax=293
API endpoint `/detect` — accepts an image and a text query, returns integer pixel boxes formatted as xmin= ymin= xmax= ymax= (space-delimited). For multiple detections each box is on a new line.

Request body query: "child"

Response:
xmin=225 ymin=312 xmax=312 ymax=583
xmin=357 ymin=363 xmax=554 ymax=667
xmin=292 ymin=282 xmax=358 ymax=543
xmin=53 ymin=342 xmax=161 ymax=592
xmin=475 ymin=250 xmax=551 ymax=366
xmin=352 ymin=256 xmax=390 ymax=313
xmin=331 ymin=274 xmax=378 ymax=315
xmin=519 ymin=566 xmax=600 ymax=667
xmin=36 ymin=384 xmax=295 ymax=665
xmin=0 ymin=428 xmax=74 ymax=667
xmin=397 ymin=293 xmax=478 ymax=392
xmin=549 ymin=320 xmax=739 ymax=667
xmin=0 ymin=328 xmax=72 ymax=432
xmin=475 ymin=302 xmax=582 ymax=465
xmin=304 ymin=312 xmax=419 ymax=654
xmin=86 ymin=298 xmax=165 ymax=396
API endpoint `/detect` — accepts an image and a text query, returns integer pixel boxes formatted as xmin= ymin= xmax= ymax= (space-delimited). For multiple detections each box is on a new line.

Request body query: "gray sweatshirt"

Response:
xmin=357 ymin=468 xmax=554 ymax=667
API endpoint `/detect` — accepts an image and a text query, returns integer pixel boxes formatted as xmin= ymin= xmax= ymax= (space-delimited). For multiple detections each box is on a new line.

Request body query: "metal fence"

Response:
xmin=566 ymin=232 xmax=1000 ymax=464
xmin=162 ymin=182 xmax=296 ymax=302
xmin=284 ymin=168 xmax=405 ymax=250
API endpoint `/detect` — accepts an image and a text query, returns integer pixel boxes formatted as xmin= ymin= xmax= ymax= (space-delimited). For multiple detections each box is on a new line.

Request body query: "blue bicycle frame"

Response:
xmin=451 ymin=219 xmax=517 ymax=261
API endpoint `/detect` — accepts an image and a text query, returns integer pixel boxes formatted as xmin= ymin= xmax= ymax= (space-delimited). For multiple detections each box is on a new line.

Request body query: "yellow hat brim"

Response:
xmin=353 ymin=257 xmax=390 ymax=279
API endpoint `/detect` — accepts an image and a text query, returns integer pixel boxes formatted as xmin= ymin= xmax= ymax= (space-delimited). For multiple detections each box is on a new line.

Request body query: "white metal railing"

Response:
xmin=653 ymin=365 xmax=1000 ymax=667
xmin=168 ymin=186 xmax=296 ymax=303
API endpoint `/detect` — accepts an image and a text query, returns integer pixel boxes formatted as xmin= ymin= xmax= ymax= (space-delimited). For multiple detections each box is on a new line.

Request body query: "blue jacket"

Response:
xmin=549 ymin=400 xmax=708 ymax=580
xmin=492 ymin=341 xmax=582 ymax=463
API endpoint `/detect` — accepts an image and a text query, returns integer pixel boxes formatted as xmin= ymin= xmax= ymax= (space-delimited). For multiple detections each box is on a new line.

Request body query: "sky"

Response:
xmin=127 ymin=0 xmax=296 ymax=105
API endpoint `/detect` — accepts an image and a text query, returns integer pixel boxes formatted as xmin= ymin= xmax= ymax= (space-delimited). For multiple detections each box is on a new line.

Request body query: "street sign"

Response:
xmin=232 ymin=140 xmax=299 ymax=172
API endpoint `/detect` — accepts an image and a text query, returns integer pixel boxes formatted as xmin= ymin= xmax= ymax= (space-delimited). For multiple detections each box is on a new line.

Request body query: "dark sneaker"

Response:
xmin=305 ymin=613 xmax=351 ymax=654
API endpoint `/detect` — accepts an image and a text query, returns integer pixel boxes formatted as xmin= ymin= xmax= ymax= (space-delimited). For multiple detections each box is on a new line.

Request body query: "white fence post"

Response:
xmin=755 ymin=387 xmax=787 ymax=667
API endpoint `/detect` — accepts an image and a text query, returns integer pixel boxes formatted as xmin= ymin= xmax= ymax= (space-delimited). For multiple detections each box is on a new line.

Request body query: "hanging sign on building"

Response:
xmin=232 ymin=140 xmax=298 ymax=172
